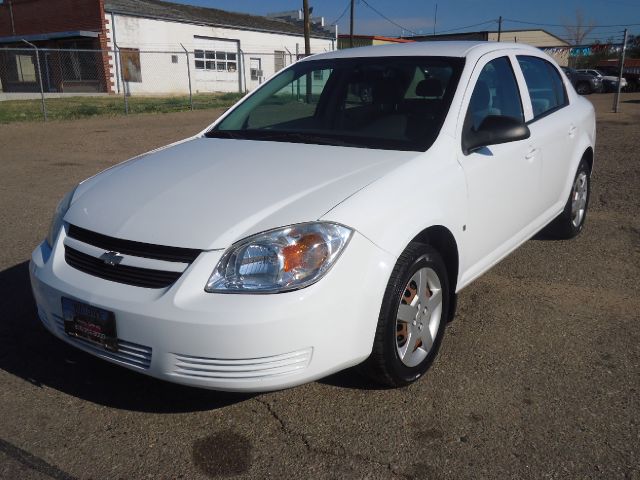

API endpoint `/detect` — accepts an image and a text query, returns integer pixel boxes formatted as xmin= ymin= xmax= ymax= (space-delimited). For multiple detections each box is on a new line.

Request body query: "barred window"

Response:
xmin=194 ymin=50 xmax=237 ymax=72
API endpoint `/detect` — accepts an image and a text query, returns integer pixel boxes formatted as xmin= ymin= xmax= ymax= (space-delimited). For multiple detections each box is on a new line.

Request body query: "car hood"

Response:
xmin=65 ymin=137 xmax=417 ymax=250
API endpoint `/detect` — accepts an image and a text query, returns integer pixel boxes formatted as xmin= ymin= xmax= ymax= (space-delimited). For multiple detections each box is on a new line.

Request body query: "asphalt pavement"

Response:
xmin=0 ymin=94 xmax=638 ymax=479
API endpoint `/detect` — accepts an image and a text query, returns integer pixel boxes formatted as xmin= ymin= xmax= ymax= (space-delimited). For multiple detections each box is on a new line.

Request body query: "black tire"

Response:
xmin=576 ymin=82 xmax=591 ymax=95
xmin=543 ymin=158 xmax=591 ymax=239
xmin=363 ymin=242 xmax=449 ymax=387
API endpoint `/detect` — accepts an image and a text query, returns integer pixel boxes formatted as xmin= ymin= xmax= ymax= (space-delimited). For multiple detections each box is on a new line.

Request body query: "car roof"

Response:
xmin=302 ymin=41 xmax=543 ymax=62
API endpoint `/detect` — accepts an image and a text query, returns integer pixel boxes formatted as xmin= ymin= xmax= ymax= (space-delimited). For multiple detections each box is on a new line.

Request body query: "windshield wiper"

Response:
xmin=247 ymin=131 xmax=363 ymax=148
xmin=205 ymin=129 xmax=364 ymax=148
xmin=204 ymin=130 xmax=247 ymax=139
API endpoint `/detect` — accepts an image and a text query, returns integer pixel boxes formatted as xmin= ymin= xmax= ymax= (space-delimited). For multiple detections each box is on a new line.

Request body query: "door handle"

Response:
xmin=525 ymin=147 xmax=537 ymax=160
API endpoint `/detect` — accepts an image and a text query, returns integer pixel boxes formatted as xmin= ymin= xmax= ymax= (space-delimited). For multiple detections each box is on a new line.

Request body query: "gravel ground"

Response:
xmin=0 ymin=94 xmax=639 ymax=480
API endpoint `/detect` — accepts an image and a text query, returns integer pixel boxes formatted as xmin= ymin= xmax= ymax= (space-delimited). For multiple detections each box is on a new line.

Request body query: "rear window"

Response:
xmin=517 ymin=56 xmax=568 ymax=119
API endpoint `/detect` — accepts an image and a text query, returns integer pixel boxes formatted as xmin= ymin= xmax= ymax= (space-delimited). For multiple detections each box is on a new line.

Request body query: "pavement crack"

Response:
xmin=253 ymin=397 xmax=410 ymax=478
xmin=253 ymin=397 xmax=311 ymax=452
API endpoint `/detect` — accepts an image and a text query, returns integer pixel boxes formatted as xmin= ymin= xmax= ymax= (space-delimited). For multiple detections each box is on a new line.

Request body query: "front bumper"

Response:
xmin=29 ymin=229 xmax=395 ymax=392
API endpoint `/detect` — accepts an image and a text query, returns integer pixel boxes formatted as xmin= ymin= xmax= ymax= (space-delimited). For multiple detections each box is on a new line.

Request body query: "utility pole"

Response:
xmin=613 ymin=28 xmax=628 ymax=113
xmin=303 ymin=0 xmax=311 ymax=56
xmin=302 ymin=0 xmax=312 ymax=103
xmin=497 ymin=16 xmax=502 ymax=42
xmin=8 ymin=0 xmax=16 ymax=35
xmin=349 ymin=0 xmax=355 ymax=48
xmin=433 ymin=3 xmax=438 ymax=35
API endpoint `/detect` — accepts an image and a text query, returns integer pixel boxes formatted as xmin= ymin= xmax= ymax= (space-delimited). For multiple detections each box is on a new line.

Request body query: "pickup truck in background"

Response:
xmin=561 ymin=67 xmax=603 ymax=94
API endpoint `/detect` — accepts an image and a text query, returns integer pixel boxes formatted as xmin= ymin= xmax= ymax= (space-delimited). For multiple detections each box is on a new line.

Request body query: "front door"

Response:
xmin=457 ymin=53 xmax=542 ymax=281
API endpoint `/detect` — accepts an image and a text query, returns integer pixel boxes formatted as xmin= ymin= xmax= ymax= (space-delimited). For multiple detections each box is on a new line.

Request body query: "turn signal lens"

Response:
xmin=282 ymin=233 xmax=328 ymax=272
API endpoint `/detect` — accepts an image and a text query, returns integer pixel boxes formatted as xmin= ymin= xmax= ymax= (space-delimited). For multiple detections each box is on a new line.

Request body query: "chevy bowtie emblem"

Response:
xmin=100 ymin=251 xmax=124 ymax=266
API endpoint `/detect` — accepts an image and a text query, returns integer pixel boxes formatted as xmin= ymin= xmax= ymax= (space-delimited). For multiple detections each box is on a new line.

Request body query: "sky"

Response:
xmin=170 ymin=0 xmax=640 ymax=44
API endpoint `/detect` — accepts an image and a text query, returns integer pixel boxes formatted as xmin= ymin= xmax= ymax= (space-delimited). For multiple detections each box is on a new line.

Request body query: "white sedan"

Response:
xmin=30 ymin=41 xmax=595 ymax=392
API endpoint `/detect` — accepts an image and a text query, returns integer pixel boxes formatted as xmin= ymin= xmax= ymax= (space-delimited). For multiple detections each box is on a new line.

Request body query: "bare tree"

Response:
xmin=563 ymin=9 xmax=596 ymax=46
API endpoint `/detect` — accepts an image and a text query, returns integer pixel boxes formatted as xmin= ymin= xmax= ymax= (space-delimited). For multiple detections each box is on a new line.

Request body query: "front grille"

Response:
xmin=67 ymin=224 xmax=201 ymax=263
xmin=65 ymin=246 xmax=182 ymax=288
xmin=54 ymin=316 xmax=152 ymax=369
xmin=172 ymin=348 xmax=312 ymax=381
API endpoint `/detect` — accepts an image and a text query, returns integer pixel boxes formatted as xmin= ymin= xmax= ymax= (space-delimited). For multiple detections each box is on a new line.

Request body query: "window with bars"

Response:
xmin=194 ymin=50 xmax=237 ymax=72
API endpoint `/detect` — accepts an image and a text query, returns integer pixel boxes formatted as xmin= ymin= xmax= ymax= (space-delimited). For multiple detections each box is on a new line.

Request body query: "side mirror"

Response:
xmin=462 ymin=115 xmax=530 ymax=155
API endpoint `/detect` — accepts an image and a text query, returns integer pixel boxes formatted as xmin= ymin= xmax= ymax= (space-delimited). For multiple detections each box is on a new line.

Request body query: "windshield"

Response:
xmin=206 ymin=56 xmax=464 ymax=151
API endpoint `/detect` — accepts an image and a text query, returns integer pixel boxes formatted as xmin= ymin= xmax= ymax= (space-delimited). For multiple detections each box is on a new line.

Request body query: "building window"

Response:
xmin=14 ymin=55 xmax=36 ymax=82
xmin=274 ymin=50 xmax=285 ymax=72
xmin=171 ymin=55 xmax=179 ymax=64
xmin=313 ymin=70 xmax=323 ymax=81
xmin=194 ymin=50 xmax=237 ymax=72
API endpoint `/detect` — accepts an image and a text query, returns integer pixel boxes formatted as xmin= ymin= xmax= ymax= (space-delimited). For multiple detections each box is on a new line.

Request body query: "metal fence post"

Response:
xmin=613 ymin=28 xmax=628 ymax=114
xmin=115 ymin=43 xmax=128 ymax=114
xmin=236 ymin=43 xmax=243 ymax=94
xmin=180 ymin=43 xmax=193 ymax=111
xmin=22 ymin=40 xmax=47 ymax=121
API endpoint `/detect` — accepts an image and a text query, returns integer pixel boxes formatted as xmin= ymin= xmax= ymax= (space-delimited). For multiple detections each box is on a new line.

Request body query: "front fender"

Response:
xmin=322 ymin=136 xmax=468 ymax=282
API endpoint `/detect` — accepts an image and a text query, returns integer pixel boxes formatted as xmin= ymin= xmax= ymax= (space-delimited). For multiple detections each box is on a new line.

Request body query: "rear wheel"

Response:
xmin=544 ymin=158 xmax=591 ymax=239
xmin=363 ymin=243 xmax=449 ymax=387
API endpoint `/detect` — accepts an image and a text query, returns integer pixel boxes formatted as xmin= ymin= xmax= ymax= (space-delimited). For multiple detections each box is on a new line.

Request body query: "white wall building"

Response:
xmin=103 ymin=0 xmax=335 ymax=95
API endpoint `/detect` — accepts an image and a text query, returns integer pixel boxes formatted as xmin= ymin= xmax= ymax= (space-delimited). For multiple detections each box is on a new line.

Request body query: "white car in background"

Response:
xmin=30 ymin=41 xmax=595 ymax=392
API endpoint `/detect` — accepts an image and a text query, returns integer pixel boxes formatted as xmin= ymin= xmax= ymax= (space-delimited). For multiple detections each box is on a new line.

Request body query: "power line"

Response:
xmin=504 ymin=18 xmax=640 ymax=28
xmin=359 ymin=0 xmax=419 ymax=35
xmin=434 ymin=19 xmax=498 ymax=34
xmin=575 ymin=29 xmax=627 ymax=35
xmin=329 ymin=0 xmax=351 ymax=26
xmin=569 ymin=34 xmax=626 ymax=39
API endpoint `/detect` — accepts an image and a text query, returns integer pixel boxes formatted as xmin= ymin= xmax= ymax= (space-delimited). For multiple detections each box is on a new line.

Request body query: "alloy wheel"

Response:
xmin=395 ymin=267 xmax=443 ymax=368
xmin=571 ymin=171 xmax=588 ymax=228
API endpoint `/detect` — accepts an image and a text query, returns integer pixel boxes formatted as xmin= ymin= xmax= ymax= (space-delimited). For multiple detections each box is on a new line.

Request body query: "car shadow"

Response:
xmin=531 ymin=231 xmax=564 ymax=241
xmin=318 ymin=366 xmax=394 ymax=391
xmin=0 ymin=261 xmax=251 ymax=413
xmin=623 ymin=99 xmax=640 ymax=104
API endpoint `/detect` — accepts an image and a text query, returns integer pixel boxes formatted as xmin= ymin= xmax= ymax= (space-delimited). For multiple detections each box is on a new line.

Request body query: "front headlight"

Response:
xmin=205 ymin=222 xmax=353 ymax=293
xmin=46 ymin=185 xmax=77 ymax=248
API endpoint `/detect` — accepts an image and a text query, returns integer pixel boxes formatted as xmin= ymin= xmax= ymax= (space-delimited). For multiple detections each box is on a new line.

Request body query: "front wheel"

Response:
xmin=363 ymin=243 xmax=449 ymax=387
xmin=544 ymin=158 xmax=591 ymax=239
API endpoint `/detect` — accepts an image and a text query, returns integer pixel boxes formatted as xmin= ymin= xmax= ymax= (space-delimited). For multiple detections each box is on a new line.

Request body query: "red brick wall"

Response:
xmin=0 ymin=0 xmax=114 ymax=93
xmin=0 ymin=0 xmax=103 ymax=37
xmin=97 ymin=0 xmax=115 ymax=93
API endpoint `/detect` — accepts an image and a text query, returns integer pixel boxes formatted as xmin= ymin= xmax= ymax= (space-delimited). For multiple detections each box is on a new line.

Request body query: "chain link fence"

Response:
xmin=0 ymin=46 xmax=327 ymax=122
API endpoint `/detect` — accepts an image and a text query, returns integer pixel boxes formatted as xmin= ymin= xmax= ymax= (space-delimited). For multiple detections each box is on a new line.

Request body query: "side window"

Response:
xmin=517 ymin=56 xmax=568 ymax=118
xmin=467 ymin=56 xmax=523 ymax=130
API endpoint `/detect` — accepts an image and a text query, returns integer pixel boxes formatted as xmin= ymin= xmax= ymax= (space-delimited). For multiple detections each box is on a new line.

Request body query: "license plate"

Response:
xmin=62 ymin=298 xmax=118 ymax=352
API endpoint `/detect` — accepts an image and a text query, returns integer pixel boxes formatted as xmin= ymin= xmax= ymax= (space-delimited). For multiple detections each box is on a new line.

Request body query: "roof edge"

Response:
xmin=104 ymin=6 xmax=334 ymax=41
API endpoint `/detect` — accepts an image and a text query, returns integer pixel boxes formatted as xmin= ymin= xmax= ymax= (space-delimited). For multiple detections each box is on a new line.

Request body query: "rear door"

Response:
xmin=515 ymin=55 xmax=575 ymax=212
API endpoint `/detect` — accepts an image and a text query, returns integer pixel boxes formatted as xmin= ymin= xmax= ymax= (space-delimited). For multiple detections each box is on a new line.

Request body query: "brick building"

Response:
xmin=0 ymin=0 xmax=110 ymax=92
xmin=0 ymin=0 xmax=334 ymax=94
